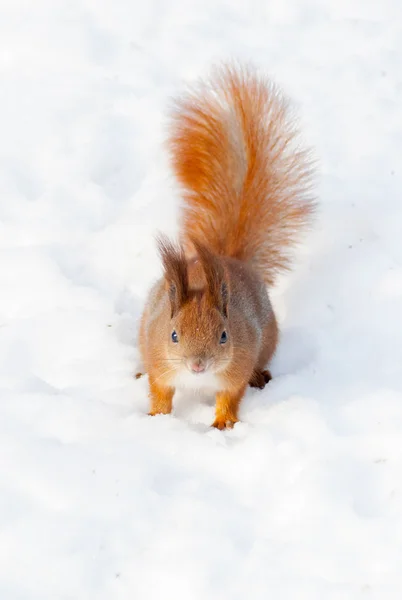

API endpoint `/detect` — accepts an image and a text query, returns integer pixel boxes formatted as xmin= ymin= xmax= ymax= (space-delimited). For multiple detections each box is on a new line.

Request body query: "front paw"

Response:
xmin=211 ymin=418 xmax=238 ymax=430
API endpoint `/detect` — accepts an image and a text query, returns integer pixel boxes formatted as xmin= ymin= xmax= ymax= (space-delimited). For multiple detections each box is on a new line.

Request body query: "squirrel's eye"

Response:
xmin=220 ymin=330 xmax=228 ymax=344
xmin=171 ymin=330 xmax=179 ymax=343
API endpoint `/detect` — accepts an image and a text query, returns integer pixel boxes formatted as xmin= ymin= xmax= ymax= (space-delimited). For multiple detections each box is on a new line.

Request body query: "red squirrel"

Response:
xmin=137 ymin=62 xmax=315 ymax=429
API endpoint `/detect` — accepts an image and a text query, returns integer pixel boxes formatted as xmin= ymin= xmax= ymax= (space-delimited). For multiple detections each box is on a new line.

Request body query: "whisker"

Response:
xmin=158 ymin=359 xmax=184 ymax=362
xmin=151 ymin=366 xmax=179 ymax=386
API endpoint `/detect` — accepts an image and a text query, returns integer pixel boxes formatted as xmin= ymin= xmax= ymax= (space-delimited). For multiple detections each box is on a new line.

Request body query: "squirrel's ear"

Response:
xmin=189 ymin=237 xmax=229 ymax=317
xmin=157 ymin=235 xmax=188 ymax=317
xmin=220 ymin=280 xmax=229 ymax=318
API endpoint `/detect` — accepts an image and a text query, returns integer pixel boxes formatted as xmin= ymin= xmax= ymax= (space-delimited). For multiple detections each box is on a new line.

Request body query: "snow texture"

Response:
xmin=1 ymin=1 xmax=402 ymax=599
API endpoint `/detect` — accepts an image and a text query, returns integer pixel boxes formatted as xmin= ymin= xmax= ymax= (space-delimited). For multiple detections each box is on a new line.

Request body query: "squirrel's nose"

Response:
xmin=189 ymin=358 xmax=206 ymax=373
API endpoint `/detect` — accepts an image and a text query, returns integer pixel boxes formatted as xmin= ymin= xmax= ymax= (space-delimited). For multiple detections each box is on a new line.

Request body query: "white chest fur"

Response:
xmin=170 ymin=368 xmax=222 ymax=393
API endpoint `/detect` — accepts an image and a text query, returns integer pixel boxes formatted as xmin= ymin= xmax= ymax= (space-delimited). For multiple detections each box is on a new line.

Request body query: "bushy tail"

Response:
xmin=168 ymin=62 xmax=315 ymax=286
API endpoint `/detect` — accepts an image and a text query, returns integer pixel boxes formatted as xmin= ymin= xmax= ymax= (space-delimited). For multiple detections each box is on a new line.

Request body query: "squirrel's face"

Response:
xmin=157 ymin=235 xmax=231 ymax=377
xmin=165 ymin=293 xmax=232 ymax=375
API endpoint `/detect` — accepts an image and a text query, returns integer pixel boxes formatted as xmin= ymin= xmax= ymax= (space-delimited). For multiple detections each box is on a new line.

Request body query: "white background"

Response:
xmin=0 ymin=1 xmax=401 ymax=598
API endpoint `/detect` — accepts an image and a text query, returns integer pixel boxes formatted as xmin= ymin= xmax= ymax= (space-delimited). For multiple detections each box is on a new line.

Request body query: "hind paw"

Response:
xmin=249 ymin=369 xmax=272 ymax=389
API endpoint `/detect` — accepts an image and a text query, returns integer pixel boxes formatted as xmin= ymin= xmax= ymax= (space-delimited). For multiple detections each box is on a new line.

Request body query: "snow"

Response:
xmin=1 ymin=0 xmax=402 ymax=598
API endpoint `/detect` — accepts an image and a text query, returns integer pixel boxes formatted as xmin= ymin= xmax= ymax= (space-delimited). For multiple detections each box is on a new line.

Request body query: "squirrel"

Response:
xmin=137 ymin=62 xmax=315 ymax=429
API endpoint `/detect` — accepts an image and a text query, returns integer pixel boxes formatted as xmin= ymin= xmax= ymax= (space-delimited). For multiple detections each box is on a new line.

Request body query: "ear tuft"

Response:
xmin=189 ymin=237 xmax=229 ymax=316
xmin=157 ymin=234 xmax=188 ymax=316
xmin=221 ymin=281 xmax=229 ymax=318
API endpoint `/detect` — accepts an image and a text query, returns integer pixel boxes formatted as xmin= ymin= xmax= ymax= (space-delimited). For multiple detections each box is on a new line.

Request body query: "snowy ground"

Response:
xmin=1 ymin=1 xmax=402 ymax=598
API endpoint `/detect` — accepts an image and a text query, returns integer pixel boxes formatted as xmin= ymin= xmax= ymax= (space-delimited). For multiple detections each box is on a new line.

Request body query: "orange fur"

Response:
xmin=138 ymin=61 xmax=316 ymax=429
xmin=148 ymin=375 xmax=174 ymax=415
xmin=169 ymin=62 xmax=315 ymax=285
xmin=212 ymin=385 xmax=246 ymax=430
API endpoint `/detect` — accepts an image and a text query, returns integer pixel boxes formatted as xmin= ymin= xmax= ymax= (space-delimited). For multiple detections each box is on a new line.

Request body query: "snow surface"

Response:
xmin=1 ymin=1 xmax=402 ymax=598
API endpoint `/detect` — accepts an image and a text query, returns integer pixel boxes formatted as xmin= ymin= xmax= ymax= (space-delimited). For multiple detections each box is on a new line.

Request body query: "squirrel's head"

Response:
xmin=158 ymin=236 xmax=232 ymax=376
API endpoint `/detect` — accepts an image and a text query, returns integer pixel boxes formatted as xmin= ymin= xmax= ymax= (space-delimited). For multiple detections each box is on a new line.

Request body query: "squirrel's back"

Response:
xmin=168 ymin=62 xmax=315 ymax=285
